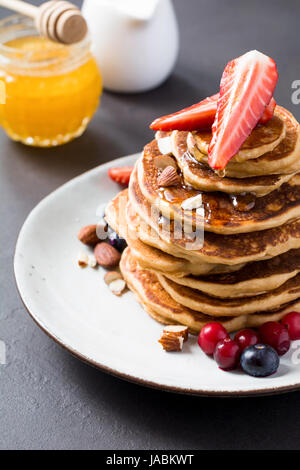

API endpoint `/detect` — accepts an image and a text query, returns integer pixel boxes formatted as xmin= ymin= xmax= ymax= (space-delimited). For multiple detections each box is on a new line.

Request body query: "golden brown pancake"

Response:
xmin=138 ymin=146 xmax=300 ymax=234
xmin=191 ymin=109 xmax=286 ymax=162
xmin=144 ymin=303 xmax=300 ymax=332
xmin=129 ymin=171 xmax=300 ymax=265
xmin=164 ymin=249 xmax=300 ymax=298
xmin=106 ymin=103 xmax=300 ymax=334
xmin=120 ymin=248 xmax=300 ymax=334
xmin=188 ymin=106 xmax=300 ymax=177
xmin=105 ymin=189 xmax=244 ymax=276
xmin=127 ymin=206 xmax=246 ymax=275
xmin=171 ymin=130 xmax=294 ymax=196
xmin=158 ymin=273 xmax=300 ymax=316
xmin=120 ymin=247 xmax=248 ymax=334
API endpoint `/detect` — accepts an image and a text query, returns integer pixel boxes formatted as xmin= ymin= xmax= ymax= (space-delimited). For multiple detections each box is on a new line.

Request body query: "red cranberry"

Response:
xmin=214 ymin=338 xmax=241 ymax=370
xmin=281 ymin=312 xmax=300 ymax=340
xmin=198 ymin=322 xmax=229 ymax=355
xmin=234 ymin=329 xmax=260 ymax=351
xmin=259 ymin=321 xmax=290 ymax=356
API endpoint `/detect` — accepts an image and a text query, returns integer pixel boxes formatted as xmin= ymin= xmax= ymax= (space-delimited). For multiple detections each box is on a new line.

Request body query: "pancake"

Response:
xmin=164 ymin=249 xmax=300 ymax=298
xmin=138 ymin=146 xmax=300 ymax=234
xmin=128 ymin=234 xmax=238 ymax=276
xmin=171 ymin=130 xmax=294 ymax=196
xmin=127 ymin=207 xmax=245 ymax=275
xmin=120 ymin=248 xmax=300 ymax=334
xmin=106 ymin=101 xmax=300 ymax=334
xmin=120 ymin=247 xmax=248 ymax=334
xmin=129 ymin=171 xmax=300 ymax=265
xmin=105 ymin=189 xmax=245 ymax=276
xmin=158 ymin=272 xmax=300 ymax=316
xmin=188 ymin=106 xmax=300 ymax=178
xmin=191 ymin=109 xmax=286 ymax=162
xmin=145 ymin=303 xmax=300 ymax=333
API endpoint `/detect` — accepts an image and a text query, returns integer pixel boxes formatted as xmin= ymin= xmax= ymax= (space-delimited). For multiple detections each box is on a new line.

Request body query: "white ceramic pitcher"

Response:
xmin=82 ymin=0 xmax=179 ymax=93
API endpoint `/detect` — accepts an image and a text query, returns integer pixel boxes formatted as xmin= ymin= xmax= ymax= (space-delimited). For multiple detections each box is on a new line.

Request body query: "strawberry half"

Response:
xmin=259 ymin=97 xmax=277 ymax=124
xmin=150 ymin=94 xmax=219 ymax=131
xmin=208 ymin=50 xmax=278 ymax=170
xmin=150 ymin=93 xmax=276 ymax=132
xmin=108 ymin=166 xmax=133 ymax=186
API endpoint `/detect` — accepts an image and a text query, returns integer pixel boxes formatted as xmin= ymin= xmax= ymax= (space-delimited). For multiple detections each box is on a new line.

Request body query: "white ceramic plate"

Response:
xmin=14 ymin=154 xmax=300 ymax=396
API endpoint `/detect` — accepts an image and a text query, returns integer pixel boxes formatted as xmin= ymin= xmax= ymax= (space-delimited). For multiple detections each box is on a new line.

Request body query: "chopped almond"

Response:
xmin=104 ymin=271 xmax=122 ymax=285
xmin=163 ymin=325 xmax=189 ymax=342
xmin=77 ymin=251 xmax=89 ymax=267
xmin=159 ymin=334 xmax=183 ymax=352
xmin=109 ymin=279 xmax=126 ymax=296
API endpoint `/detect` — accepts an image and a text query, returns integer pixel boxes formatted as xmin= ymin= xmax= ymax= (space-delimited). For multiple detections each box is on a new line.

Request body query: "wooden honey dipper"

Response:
xmin=0 ymin=0 xmax=88 ymax=44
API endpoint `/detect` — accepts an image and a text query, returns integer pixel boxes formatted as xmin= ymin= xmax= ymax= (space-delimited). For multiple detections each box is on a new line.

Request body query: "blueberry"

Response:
xmin=107 ymin=228 xmax=127 ymax=253
xmin=240 ymin=344 xmax=279 ymax=377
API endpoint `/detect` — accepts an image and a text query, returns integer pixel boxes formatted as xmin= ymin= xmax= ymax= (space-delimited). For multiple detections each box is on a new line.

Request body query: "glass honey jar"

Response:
xmin=0 ymin=15 xmax=102 ymax=147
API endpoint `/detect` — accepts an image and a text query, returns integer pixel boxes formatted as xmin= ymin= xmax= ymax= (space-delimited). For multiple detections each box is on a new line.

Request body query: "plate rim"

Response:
xmin=13 ymin=154 xmax=300 ymax=398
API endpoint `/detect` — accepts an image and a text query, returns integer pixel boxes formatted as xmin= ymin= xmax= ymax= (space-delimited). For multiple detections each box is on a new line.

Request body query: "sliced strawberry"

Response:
xmin=259 ymin=97 xmax=277 ymax=124
xmin=208 ymin=50 xmax=278 ymax=170
xmin=108 ymin=166 xmax=133 ymax=186
xmin=150 ymin=94 xmax=219 ymax=131
xmin=150 ymin=91 xmax=276 ymax=132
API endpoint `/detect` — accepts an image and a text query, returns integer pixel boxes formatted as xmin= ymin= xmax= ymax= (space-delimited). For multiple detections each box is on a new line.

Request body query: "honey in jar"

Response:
xmin=0 ymin=15 xmax=102 ymax=147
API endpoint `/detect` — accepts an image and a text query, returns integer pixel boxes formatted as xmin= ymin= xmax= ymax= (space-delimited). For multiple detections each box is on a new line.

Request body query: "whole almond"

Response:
xmin=78 ymin=224 xmax=99 ymax=246
xmin=157 ymin=166 xmax=180 ymax=187
xmin=94 ymin=243 xmax=121 ymax=268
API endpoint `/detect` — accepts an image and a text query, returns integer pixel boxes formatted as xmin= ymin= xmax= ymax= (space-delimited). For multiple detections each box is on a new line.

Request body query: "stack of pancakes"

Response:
xmin=106 ymin=106 xmax=300 ymax=334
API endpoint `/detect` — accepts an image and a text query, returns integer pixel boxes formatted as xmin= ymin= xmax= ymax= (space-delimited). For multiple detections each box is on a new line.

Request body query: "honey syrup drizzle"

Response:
xmin=157 ymin=152 xmax=257 ymax=218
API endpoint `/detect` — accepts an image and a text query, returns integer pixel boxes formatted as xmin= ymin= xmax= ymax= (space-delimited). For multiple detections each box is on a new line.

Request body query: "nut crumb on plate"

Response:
xmin=87 ymin=254 xmax=97 ymax=268
xmin=77 ymin=251 xmax=89 ymax=267
xmin=159 ymin=333 xmax=184 ymax=352
xmin=109 ymin=279 xmax=126 ymax=296
xmin=163 ymin=325 xmax=189 ymax=342
xmin=104 ymin=271 xmax=123 ymax=285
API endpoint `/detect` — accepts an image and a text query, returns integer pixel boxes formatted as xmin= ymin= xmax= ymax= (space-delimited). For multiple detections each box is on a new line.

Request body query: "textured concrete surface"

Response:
xmin=1 ymin=0 xmax=300 ymax=450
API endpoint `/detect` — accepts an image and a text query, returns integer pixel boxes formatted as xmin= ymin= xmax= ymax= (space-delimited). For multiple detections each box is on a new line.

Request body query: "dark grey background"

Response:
xmin=1 ymin=0 xmax=300 ymax=450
